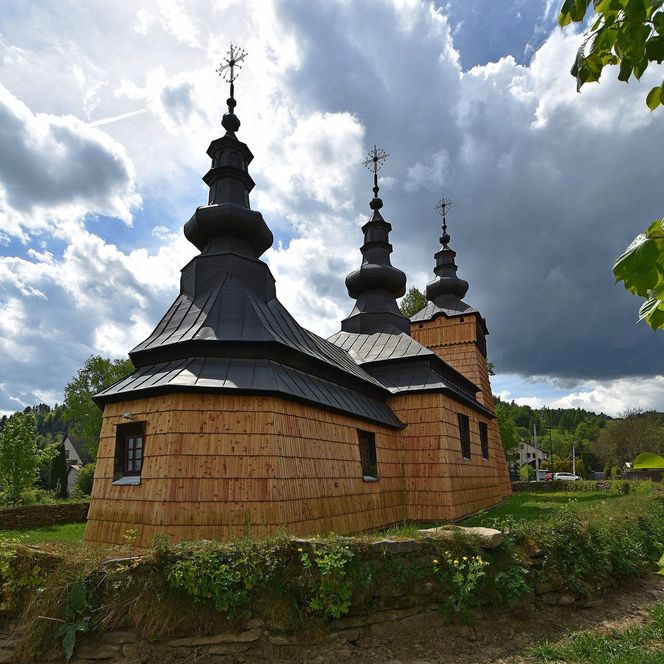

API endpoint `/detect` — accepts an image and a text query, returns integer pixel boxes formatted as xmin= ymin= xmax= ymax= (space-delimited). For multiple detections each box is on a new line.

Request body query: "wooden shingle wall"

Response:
xmin=86 ymin=395 xmax=406 ymax=547
xmin=408 ymin=312 xmax=512 ymax=515
xmin=411 ymin=314 xmax=492 ymax=408
xmin=390 ymin=392 xmax=511 ymax=522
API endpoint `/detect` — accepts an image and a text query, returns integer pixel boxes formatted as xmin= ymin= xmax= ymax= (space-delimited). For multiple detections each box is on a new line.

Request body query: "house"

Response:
xmin=62 ymin=433 xmax=92 ymax=496
xmin=84 ymin=58 xmax=511 ymax=547
xmin=518 ymin=440 xmax=549 ymax=468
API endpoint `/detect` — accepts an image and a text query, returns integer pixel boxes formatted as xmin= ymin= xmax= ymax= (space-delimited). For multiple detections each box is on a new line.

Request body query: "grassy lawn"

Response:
xmin=526 ymin=602 xmax=664 ymax=663
xmin=462 ymin=490 xmax=622 ymax=527
xmin=0 ymin=522 xmax=86 ymax=544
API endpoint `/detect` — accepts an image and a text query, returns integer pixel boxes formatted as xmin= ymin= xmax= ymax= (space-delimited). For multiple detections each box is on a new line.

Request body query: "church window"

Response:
xmin=114 ymin=422 xmax=145 ymax=483
xmin=480 ymin=422 xmax=489 ymax=459
xmin=358 ymin=430 xmax=378 ymax=479
xmin=457 ymin=414 xmax=471 ymax=459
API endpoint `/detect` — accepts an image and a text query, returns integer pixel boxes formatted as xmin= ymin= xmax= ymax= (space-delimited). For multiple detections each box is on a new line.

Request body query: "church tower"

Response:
xmin=410 ymin=198 xmax=493 ymax=409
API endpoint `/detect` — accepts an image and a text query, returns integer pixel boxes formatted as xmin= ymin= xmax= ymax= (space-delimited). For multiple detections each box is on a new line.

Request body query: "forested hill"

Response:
xmin=0 ymin=403 xmax=66 ymax=447
xmin=495 ymin=399 xmax=612 ymax=433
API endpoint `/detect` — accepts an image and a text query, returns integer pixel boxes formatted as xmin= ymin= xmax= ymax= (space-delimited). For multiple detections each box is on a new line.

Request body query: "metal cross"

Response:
xmin=434 ymin=196 xmax=453 ymax=233
xmin=363 ymin=145 xmax=389 ymax=197
xmin=217 ymin=44 xmax=247 ymax=114
xmin=363 ymin=145 xmax=389 ymax=174
xmin=216 ymin=43 xmax=247 ymax=85
xmin=434 ymin=196 xmax=453 ymax=219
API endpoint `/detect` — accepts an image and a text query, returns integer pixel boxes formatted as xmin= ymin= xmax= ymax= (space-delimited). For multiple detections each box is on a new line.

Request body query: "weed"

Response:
xmin=432 ymin=551 xmax=488 ymax=623
xmin=494 ymin=559 xmax=531 ymax=608
xmin=55 ymin=578 xmax=89 ymax=662
xmin=299 ymin=535 xmax=355 ymax=619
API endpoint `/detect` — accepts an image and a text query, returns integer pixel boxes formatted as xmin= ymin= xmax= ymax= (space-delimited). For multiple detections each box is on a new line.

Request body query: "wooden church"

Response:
xmin=85 ymin=51 xmax=511 ymax=547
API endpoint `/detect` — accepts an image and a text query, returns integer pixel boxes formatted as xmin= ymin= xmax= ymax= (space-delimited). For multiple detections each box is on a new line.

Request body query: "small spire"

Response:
xmin=363 ymin=145 xmax=389 ymax=211
xmin=216 ymin=43 xmax=247 ymax=136
xmin=434 ymin=196 xmax=453 ymax=247
xmin=426 ymin=194 xmax=469 ymax=306
xmin=341 ymin=144 xmax=407 ymax=334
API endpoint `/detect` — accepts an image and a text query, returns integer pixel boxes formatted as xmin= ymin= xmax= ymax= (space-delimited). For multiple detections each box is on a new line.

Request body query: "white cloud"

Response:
xmin=1 ymin=0 xmax=664 ymax=416
xmin=549 ymin=377 xmax=664 ymax=417
xmin=0 ymin=83 xmax=139 ymax=239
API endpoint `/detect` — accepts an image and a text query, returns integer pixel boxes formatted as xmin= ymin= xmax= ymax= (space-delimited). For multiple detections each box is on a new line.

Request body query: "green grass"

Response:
xmin=0 ymin=522 xmax=86 ymax=544
xmin=461 ymin=491 xmax=621 ymax=526
xmin=527 ymin=602 xmax=664 ymax=663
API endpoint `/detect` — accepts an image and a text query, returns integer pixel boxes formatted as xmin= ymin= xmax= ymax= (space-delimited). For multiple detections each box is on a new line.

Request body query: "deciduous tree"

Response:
xmin=0 ymin=413 xmax=37 ymax=504
xmin=496 ymin=402 xmax=520 ymax=460
xmin=63 ymin=355 xmax=134 ymax=455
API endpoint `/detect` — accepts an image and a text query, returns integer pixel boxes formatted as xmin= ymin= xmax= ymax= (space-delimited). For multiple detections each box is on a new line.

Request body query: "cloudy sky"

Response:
xmin=0 ymin=0 xmax=662 ymax=418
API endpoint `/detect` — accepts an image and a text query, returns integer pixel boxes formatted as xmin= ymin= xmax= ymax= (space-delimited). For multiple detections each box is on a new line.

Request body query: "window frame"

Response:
xmin=114 ymin=422 xmax=145 ymax=482
xmin=479 ymin=421 xmax=489 ymax=459
xmin=358 ymin=429 xmax=379 ymax=480
xmin=457 ymin=413 xmax=471 ymax=460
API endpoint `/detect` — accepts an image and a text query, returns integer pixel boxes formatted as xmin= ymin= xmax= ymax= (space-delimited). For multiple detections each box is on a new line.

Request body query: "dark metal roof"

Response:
xmin=327 ymin=325 xmax=490 ymax=417
xmin=328 ymin=326 xmax=433 ymax=364
xmin=411 ymin=299 xmax=477 ymax=321
xmin=129 ymin=271 xmax=387 ymax=393
xmin=95 ymin=93 xmax=401 ymax=418
xmin=94 ymin=357 xmax=403 ymax=429
xmin=366 ymin=357 xmax=494 ymax=419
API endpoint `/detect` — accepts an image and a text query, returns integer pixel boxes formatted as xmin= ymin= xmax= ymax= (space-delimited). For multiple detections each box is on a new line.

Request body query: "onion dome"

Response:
xmin=425 ymin=197 xmax=469 ymax=306
xmin=341 ymin=146 xmax=409 ymax=334
xmin=183 ymin=44 xmax=273 ymax=260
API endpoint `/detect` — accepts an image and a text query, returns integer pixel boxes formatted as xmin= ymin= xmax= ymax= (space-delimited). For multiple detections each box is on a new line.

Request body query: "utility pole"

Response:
xmin=572 ymin=441 xmax=576 ymax=477
xmin=534 ymin=422 xmax=539 ymax=481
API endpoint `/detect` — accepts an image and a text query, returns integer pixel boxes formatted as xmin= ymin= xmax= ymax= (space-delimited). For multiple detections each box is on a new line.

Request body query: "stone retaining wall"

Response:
xmin=64 ymin=584 xmax=600 ymax=664
xmin=0 ymin=501 xmax=89 ymax=530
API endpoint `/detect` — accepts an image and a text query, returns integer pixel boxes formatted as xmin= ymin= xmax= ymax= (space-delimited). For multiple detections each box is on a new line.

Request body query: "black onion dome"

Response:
xmin=426 ymin=243 xmax=469 ymax=304
xmin=183 ymin=91 xmax=273 ymax=258
xmin=341 ymin=206 xmax=410 ymax=334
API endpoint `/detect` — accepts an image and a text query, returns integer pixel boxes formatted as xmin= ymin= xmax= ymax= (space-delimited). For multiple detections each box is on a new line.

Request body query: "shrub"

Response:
xmin=519 ymin=465 xmax=535 ymax=481
xmin=494 ymin=560 xmax=531 ymax=608
xmin=0 ymin=414 xmax=38 ymax=505
xmin=167 ymin=536 xmax=287 ymax=616
xmin=71 ymin=464 xmax=95 ymax=498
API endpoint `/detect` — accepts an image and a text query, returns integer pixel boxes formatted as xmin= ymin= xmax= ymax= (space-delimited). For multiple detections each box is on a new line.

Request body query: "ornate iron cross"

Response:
xmin=216 ymin=43 xmax=247 ymax=102
xmin=363 ymin=145 xmax=389 ymax=197
xmin=434 ymin=196 xmax=453 ymax=233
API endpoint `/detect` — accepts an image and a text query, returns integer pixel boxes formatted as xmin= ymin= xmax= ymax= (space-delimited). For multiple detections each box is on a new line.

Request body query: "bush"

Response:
xmin=48 ymin=444 xmax=68 ymax=500
xmin=519 ymin=465 xmax=535 ymax=481
xmin=71 ymin=465 xmax=95 ymax=498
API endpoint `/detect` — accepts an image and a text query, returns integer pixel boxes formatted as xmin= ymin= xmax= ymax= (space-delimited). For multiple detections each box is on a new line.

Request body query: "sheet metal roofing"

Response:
xmin=327 ymin=326 xmax=433 ymax=364
xmin=327 ymin=325 xmax=489 ymax=415
xmin=410 ymin=299 xmax=478 ymax=322
xmin=94 ymin=356 xmax=403 ymax=429
xmin=129 ymin=272 xmax=386 ymax=392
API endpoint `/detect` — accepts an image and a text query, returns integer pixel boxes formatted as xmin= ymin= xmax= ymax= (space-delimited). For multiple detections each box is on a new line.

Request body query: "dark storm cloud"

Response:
xmin=0 ymin=85 xmax=133 ymax=213
xmin=272 ymin=1 xmax=664 ymax=382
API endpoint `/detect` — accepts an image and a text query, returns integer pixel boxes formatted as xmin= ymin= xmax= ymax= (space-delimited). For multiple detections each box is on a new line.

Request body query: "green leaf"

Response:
xmin=613 ymin=233 xmax=661 ymax=295
xmin=618 ymin=57 xmax=634 ymax=81
xmin=634 ymin=56 xmax=649 ymax=79
xmin=68 ymin=579 xmax=87 ymax=614
xmin=638 ymin=296 xmax=660 ymax=322
xmin=645 ymin=301 xmax=664 ymax=329
xmin=62 ymin=624 xmax=76 ymax=661
xmin=647 ymin=85 xmax=663 ymax=109
xmin=646 ymin=35 xmax=664 ymax=62
xmin=646 ymin=218 xmax=664 ymax=238
xmin=654 ymin=10 xmax=664 ymax=34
